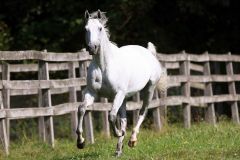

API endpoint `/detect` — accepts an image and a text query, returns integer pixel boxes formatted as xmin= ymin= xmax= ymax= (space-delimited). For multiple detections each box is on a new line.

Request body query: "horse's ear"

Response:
xmin=85 ymin=10 xmax=90 ymax=20
xmin=97 ymin=9 xmax=102 ymax=19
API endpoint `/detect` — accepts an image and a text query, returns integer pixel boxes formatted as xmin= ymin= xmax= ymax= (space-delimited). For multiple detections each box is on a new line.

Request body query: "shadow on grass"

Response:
xmin=56 ymin=151 xmax=102 ymax=160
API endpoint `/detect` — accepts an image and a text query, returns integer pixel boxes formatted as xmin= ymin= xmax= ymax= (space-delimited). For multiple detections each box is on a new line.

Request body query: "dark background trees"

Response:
xmin=0 ymin=0 xmax=240 ymax=53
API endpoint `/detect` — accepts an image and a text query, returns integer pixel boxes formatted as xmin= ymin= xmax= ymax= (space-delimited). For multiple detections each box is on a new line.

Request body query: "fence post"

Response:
xmin=101 ymin=97 xmax=110 ymax=138
xmin=180 ymin=51 xmax=191 ymax=128
xmin=1 ymin=62 xmax=10 ymax=143
xmin=0 ymin=92 xmax=9 ymax=155
xmin=68 ymin=62 xmax=78 ymax=138
xmin=160 ymin=91 xmax=167 ymax=126
xmin=226 ymin=52 xmax=239 ymax=124
xmin=133 ymin=92 xmax=140 ymax=126
xmin=203 ymin=52 xmax=216 ymax=125
xmin=79 ymin=61 xmax=94 ymax=144
xmin=160 ymin=61 xmax=167 ymax=125
xmin=38 ymin=59 xmax=55 ymax=147
xmin=153 ymin=90 xmax=162 ymax=131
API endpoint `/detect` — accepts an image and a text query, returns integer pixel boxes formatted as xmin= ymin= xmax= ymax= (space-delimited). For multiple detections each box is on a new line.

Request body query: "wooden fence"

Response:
xmin=0 ymin=50 xmax=240 ymax=155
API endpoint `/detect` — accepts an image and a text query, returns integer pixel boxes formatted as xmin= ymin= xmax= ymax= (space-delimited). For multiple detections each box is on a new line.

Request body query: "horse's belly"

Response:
xmin=98 ymin=81 xmax=115 ymax=98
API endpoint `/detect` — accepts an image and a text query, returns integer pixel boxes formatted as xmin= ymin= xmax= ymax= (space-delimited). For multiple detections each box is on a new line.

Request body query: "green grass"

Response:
xmin=1 ymin=122 xmax=240 ymax=160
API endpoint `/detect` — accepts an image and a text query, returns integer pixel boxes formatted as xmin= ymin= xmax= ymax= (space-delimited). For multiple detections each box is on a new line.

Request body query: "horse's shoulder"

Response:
xmin=88 ymin=62 xmax=99 ymax=71
xmin=87 ymin=62 xmax=102 ymax=78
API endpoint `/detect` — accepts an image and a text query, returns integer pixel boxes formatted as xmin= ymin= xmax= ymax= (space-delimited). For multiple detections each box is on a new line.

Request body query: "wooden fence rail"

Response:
xmin=1 ymin=50 xmax=240 ymax=155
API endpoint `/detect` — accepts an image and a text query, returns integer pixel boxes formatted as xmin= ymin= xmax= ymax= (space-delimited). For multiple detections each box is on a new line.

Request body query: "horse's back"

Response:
xmin=116 ymin=45 xmax=162 ymax=89
xmin=119 ymin=45 xmax=158 ymax=64
xmin=118 ymin=45 xmax=162 ymax=77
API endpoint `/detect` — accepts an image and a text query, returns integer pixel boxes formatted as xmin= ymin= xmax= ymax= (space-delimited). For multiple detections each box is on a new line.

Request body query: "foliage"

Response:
xmin=0 ymin=0 xmax=240 ymax=52
xmin=1 ymin=122 xmax=240 ymax=160
xmin=0 ymin=21 xmax=12 ymax=50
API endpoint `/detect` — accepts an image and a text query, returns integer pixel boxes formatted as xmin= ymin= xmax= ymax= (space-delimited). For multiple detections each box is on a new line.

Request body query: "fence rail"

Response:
xmin=1 ymin=50 xmax=240 ymax=155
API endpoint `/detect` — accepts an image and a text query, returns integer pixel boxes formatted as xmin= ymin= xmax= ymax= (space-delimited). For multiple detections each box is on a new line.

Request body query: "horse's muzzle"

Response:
xmin=87 ymin=45 xmax=98 ymax=55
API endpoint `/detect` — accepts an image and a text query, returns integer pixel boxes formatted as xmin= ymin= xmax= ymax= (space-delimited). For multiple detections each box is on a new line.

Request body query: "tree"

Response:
xmin=0 ymin=0 xmax=239 ymax=53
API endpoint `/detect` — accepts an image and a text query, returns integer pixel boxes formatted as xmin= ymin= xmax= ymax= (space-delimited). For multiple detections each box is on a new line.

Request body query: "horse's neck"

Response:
xmin=94 ymin=36 xmax=116 ymax=71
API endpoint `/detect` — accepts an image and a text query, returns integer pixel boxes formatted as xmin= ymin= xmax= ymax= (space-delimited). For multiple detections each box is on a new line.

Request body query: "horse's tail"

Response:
xmin=147 ymin=42 xmax=157 ymax=56
xmin=157 ymin=68 xmax=168 ymax=95
xmin=148 ymin=42 xmax=168 ymax=94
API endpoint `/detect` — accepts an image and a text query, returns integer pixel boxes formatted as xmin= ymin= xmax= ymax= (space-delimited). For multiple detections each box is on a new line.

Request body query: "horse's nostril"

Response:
xmin=94 ymin=45 xmax=97 ymax=49
xmin=86 ymin=45 xmax=90 ymax=51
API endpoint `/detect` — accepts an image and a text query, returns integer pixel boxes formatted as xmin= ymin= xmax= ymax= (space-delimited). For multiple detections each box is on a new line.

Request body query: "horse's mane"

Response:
xmin=89 ymin=11 xmax=110 ymax=39
xmin=89 ymin=11 xmax=108 ymax=26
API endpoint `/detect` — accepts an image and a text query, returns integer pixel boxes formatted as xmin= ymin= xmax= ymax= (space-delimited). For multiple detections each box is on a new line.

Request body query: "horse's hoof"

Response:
xmin=128 ymin=140 xmax=137 ymax=148
xmin=77 ymin=140 xmax=85 ymax=149
xmin=115 ymin=151 xmax=122 ymax=157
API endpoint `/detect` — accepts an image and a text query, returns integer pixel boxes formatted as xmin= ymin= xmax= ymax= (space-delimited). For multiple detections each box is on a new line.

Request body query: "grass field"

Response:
xmin=1 ymin=121 xmax=240 ymax=160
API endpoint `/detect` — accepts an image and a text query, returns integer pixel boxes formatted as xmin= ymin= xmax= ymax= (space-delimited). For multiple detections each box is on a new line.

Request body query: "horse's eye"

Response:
xmin=99 ymin=27 xmax=102 ymax=31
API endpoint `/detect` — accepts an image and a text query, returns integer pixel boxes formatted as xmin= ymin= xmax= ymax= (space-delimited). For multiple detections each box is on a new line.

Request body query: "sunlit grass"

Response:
xmin=1 ymin=122 xmax=240 ymax=160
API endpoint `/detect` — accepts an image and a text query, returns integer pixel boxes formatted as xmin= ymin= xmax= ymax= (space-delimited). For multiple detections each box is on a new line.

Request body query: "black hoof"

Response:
xmin=77 ymin=141 xmax=85 ymax=149
xmin=77 ymin=139 xmax=85 ymax=149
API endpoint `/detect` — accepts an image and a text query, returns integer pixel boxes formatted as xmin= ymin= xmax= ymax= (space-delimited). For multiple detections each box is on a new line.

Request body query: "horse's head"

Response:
xmin=84 ymin=10 xmax=106 ymax=55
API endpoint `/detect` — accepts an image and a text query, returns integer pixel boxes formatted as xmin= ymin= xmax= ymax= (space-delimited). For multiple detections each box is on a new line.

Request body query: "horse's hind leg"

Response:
xmin=76 ymin=89 xmax=96 ymax=149
xmin=128 ymin=82 xmax=155 ymax=148
xmin=115 ymin=100 xmax=127 ymax=157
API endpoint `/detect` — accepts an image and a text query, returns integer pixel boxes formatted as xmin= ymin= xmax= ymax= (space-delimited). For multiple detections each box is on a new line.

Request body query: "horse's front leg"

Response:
xmin=109 ymin=91 xmax=125 ymax=137
xmin=76 ymin=90 xmax=95 ymax=149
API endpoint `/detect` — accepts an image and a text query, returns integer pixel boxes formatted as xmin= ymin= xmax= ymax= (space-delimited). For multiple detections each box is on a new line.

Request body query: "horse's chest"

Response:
xmin=88 ymin=68 xmax=115 ymax=97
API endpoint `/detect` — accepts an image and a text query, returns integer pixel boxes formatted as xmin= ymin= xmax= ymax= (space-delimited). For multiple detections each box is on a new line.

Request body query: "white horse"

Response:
xmin=76 ymin=10 xmax=167 ymax=156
